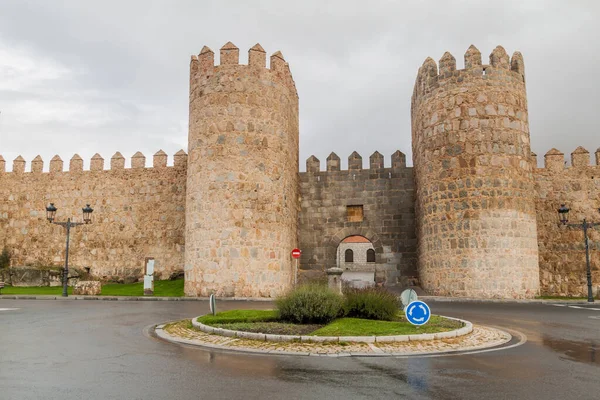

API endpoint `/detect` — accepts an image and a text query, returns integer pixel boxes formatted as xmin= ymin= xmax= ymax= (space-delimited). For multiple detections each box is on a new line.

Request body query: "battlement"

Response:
xmin=190 ymin=42 xmax=297 ymax=97
xmin=0 ymin=150 xmax=188 ymax=173
xmin=303 ymin=151 xmax=408 ymax=173
xmin=537 ymin=147 xmax=600 ymax=171
xmin=412 ymin=45 xmax=525 ymax=103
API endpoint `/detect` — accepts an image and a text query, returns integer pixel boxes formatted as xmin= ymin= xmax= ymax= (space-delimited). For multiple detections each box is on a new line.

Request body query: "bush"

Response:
xmin=276 ymin=284 xmax=344 ymax=324
xmin=0 ymin=247 xmax=10 ymax=269
xmin=343 ymin=287 xmax=399 ymax=321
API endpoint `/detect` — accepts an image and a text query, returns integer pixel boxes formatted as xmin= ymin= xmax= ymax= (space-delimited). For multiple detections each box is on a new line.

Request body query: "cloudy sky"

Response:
xmin=0 ymin=0 xmax=598 ymax=171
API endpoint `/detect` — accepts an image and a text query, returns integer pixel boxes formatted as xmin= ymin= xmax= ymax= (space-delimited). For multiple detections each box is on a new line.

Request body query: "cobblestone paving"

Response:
xmin=161 ymin=320 xmax=511 ymax=356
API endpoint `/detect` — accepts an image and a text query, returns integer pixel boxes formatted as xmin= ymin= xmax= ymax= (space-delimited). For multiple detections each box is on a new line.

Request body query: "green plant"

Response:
xmin=0 ymin=247 xmax=11 ymax=269
xmin=276 ymin=284 xmax=344 ymax=324
xmin=342 ymin=287 xmax=399 ymax=321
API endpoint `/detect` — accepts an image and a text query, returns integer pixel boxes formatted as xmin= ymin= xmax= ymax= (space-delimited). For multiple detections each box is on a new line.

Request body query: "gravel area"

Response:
xmin=160 ymin=320 xmax=511 ymax=356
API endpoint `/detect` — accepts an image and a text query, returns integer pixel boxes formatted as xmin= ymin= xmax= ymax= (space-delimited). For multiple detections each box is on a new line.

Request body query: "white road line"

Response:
xmin=589 ymin=316 xmax=600 ymax=320
xmin=550 ymin=304 xmax=567 ymax=307
xmin=568 ymin=306 xmax=600 ymax=311
xmin=0 ymin=308 xmax=20 ymax=311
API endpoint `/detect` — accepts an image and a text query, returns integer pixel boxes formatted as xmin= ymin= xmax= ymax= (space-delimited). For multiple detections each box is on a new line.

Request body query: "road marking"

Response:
xmin=550 ymin=304 xmax=567 ymax=307
xmin=0 ymin=308 xmax=20 ymax=311
xmin=568 ymin=306 xmax=600 ymax=311
xmin=589 ymin=316 xmax=600 ymax=320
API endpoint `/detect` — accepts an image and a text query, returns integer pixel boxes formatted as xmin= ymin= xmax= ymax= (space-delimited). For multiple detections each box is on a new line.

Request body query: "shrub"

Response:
xmin=0 ymin=247 xmax=10 ymax=269
xmin=343 ymin=287 xmax=399 ymax=321
xmin=276 ymin=284 xmax=344 ymax=324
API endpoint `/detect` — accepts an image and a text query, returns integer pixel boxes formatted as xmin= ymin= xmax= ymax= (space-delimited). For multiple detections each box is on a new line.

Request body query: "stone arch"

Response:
xmin=325 ymin=227 xmax=385 ymax=269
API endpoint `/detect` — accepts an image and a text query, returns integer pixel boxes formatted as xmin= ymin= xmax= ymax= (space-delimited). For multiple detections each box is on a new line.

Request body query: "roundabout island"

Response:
xmin=153 ymin=285 xmax=514 ymax=357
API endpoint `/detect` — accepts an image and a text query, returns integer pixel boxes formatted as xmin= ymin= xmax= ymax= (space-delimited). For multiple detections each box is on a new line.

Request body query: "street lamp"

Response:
xmin=46 ymin=203 xmax=94 ymax=297
xmin=557 ymin=204 xmax=600 ymax=303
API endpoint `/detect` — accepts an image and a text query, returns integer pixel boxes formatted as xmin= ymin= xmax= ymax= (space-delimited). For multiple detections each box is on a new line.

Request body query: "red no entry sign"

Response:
xmin=291 ymin=248 xmax=301 ymax=259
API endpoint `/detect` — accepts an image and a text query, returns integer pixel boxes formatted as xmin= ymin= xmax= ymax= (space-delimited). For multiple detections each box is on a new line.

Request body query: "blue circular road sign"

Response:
xmin=405 ymin=300 xmax=431 ymax=326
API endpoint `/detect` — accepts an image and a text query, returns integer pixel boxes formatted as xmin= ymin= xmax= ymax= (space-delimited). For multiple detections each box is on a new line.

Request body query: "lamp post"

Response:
xmin=557 ymin=205 xmax=600 ymax=303
xmin=46 ymin=203 xmax=94 ymax=297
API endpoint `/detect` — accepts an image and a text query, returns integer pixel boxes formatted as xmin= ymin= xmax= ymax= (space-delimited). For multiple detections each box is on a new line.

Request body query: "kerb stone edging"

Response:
xmin=191 ymin=315 xmax=473 ymax=343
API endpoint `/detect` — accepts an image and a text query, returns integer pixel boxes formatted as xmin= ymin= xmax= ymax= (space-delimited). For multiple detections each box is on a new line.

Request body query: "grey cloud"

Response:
xmin=0 ymin=0 xmax=599 ymax=171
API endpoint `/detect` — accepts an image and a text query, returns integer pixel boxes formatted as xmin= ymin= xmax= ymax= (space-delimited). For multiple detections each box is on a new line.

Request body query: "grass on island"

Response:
xmin=196 ymin=309 xmax=462 ymax=336
xmin=0 ymin=278 xmax=184 ymax=297
xmin=311 ymin=315 xmax=461 ymax=336
xmin=197 ymin=309 xmax=279 ymax=324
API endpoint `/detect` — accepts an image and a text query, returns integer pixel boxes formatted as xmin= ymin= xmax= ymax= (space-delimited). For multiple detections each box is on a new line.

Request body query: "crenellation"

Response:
xmin=391 ymin=150 xmax=406 ymax=169
xmin=198 ymin=46 xmax=215 ymax=73
xmin=13 ymin=156 xmax=25 ymax=174
xmin=439 ymin=52 xmax=456 ymax=75
xmin=369 ymin=151 xmax=384 ymax=169
xmin=50 ymin=155 xmax=63 ymax=173
xmin=464 ymin=44 xmax=482 ymax=70
xmin=306 ymin=155 xmax=320 ymax=173
xmin=413 ymin=45 xmax=525 ymax=103
xmin=248 ymin=43 xmax=266 ymax=67
xmin=326 ymin=152 xmax=341 ymax=171
xmin=31 ymin=155 xmax=43 ymax=174
xmin=571 ymin=146 xmax=590 ymax=167
xmin=544 ymin=148 xmax=564 ymax=171
xmin=348 ymin=151 xmax=362 ymax=170
xmin=153 ymin=150 xmax=168 ymax=168
xmin=596 ymin=148 xmax=600 ymax=165
xmin=90 ymin=153 xmax=104 ymax=171
xmin=270 ymin=51 xmax=286 ymax=73
xmin=173 ymin=149 xmax=187 ymax=169
xmin=0 ymin=155 xmax=5 ymax=173
xmin=131 ymin=151 xmax=146 ymax=169
xmin=220 ymin=41 xmax=239 ymax=65
xmin=489 ymin=45 xmax=510 ymax=70
xmin=111 ymin=152 xmax=125 ymax=170
xmin=531 ymin=152 xmax=538 ymax=167
xmin=70 ymin=154 xmax=83 ymax=172
xmin=511 ymin=51 xmax=525 ymax=76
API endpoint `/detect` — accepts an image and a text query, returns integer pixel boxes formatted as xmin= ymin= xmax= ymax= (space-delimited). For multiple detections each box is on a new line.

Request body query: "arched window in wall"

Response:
xmin=366 ymin=249 xmax=375 ymax=263
xmin=345 ymin=249 xmax=354 ymax=263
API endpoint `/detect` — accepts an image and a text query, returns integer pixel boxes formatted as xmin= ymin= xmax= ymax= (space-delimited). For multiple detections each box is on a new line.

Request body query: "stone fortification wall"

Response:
xmin=534 ymin=148 xmax=600 ymax=296
xmin=411 ymin=45 xmax=539 ymax=298
xmin=0 ymin=151 xmax=187 ymax=280
xmin=185 ymin=43 xmax=299 ymax=297
xmin=298 ymin=151 xmax=417 ymax=286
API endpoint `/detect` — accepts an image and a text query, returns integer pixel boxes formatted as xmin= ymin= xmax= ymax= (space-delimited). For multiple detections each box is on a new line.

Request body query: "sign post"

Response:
xmin=291 ymin=248 xmax=301 ymax=286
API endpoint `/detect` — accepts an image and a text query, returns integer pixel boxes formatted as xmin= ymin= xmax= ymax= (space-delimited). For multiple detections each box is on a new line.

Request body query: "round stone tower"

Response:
xmin=185 ymin=42 xmax=299 ymax=297
xmin=411 ymin=45 xmax=539 ymax=298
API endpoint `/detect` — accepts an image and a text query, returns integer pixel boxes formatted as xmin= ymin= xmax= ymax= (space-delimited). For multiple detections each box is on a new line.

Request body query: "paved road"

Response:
xmin=0 ymin=299 xmax=598 ymax=400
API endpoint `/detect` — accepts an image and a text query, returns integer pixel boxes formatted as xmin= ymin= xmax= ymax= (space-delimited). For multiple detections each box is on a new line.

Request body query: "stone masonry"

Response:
xmin=411 ymin=46 xmax=540 ymax=298
xmin=0 ymin=42 xmax=598 ymax=298
xmin=0 ymin=152 xmax=187 ymax=280
xmin=185 ymin=43 xmax=299 ymax=297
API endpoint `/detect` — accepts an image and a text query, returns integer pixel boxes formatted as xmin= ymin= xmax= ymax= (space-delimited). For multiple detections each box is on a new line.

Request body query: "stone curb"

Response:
xmin=191 ymin=315 xmax=473 ymax=343
xmin=420 ymin=296 xmax=595 ymax=305
xmin=154 ymin=323 xmax=512 ymax=358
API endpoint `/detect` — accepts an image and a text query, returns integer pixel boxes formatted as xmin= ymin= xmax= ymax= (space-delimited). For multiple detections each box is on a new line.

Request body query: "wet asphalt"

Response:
xmin=0 ymin=299 xmax=599 ymax=400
